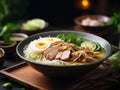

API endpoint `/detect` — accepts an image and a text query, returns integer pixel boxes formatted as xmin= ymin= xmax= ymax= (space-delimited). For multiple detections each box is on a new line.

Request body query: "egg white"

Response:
xmin=40 ymin=37 xmax=62 ymax=44
xmin=27 ymin=39 xmax=51 ymax=53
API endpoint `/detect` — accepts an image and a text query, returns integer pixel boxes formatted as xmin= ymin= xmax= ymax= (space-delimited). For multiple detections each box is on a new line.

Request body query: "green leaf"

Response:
xmin=2 ymin=33 xmax=10 ymax=42
xmin=0 ymin=12 xmax=4 ymax=21
xmin=0 ymin=25 xmax=8 ymax=37
xmin=117 ymin=24 xmax=120 ymax=32
xmin=76 ymin=37 xmax=85 ymax=46
xmin=0 ymin=23 xmax=15 ymax=36
xmin=2 ymin=82 xmax=13 ymax=89
xmin=57 ymin=34 xmax=65 ymax=40
xmin=113 ymin=12 xmax=120 ymax=25
xmin=0 ymin=22 xmax=19 ymax=41
xmin=65 ymin=33 xmax=77 ymax=44
xmin=109 ymin=51 xmax=120 ymax=71
xmin=57 ymin=33 xmax=85 ymax=46
xmin=111 ymin=11 xmax=120 ymax=47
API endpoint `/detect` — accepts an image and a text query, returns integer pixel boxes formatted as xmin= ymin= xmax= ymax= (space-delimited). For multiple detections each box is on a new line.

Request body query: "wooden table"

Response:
xmin=0 ymin=27 xmax=120 ymax=90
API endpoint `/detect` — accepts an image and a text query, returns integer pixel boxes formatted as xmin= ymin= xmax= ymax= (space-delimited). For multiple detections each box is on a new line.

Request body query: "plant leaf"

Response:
xmin=109 ymin=51 xmax=120 ymax=71
xmin=0 ymin=22 xmax=19 ymax=41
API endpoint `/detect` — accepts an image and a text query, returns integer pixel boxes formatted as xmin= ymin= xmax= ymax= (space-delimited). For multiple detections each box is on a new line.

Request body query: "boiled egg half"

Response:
xmin=28 ymin=39 xmax=51 ymax=53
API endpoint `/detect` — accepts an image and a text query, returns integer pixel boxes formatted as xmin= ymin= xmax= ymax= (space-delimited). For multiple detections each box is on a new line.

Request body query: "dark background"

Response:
xmin=24 ymin=0 xmax=120 ymax=27
xmin=0 ymin=0 xmax=120 ymax=90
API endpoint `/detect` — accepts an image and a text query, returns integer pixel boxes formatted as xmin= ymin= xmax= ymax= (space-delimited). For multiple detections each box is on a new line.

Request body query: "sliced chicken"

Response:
xmin=61 ymin=50 xmax=71 ymax=60
xmin=46 ymin=49 xmax=59 ymax=60
xmin=55 ymin=51 xmax=63 ymax=60
xmin=43 ymin=44 xmax=61 ymax=56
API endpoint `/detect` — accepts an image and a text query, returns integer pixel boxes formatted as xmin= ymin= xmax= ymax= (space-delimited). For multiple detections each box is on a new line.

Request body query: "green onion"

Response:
xmin=29 ymin=52 xmax=41 ymax=60
xmin=2 ymin=82 xmax=13 ymax=89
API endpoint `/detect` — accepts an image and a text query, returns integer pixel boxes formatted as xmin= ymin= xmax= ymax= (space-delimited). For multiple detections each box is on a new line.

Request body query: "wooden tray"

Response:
xmin=0 ymin=62 xmax=83 ymax=90
xmin=0 ymin=61 xmax=119 ymax=90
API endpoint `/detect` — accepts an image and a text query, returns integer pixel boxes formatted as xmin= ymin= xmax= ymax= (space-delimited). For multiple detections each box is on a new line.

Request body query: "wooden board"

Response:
xmin=0 ymin=62 xmax=83 ymax=90
xmin=0 ymin=61 xmax=119 ymax=90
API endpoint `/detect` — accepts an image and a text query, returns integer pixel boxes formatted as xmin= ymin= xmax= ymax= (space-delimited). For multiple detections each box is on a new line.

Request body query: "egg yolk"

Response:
xmin=36 ymin=42 xmax=48 ymax=49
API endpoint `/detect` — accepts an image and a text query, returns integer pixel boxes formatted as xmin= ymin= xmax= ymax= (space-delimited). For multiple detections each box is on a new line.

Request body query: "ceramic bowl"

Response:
xmin=0 ymin=48 xmax=5 ymax=67
xmin=0 ymin=41 xmax=17 ymax=56
xmin=74 ymin=15 xmax=113 ymax=36
xmin=20 ymin=23 xmax=48 ymax=36
xmin=16 ymin=30 xmax=112 ymax=78
xmin=10 ymin=33 xmax=28 ymax=42
xmin=0 ymin=33 xmax=28 ymax=56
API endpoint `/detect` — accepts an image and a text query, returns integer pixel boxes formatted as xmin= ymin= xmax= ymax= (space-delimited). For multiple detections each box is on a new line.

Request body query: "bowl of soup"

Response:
xmin=16 ymin=30 xmax=111 ymax=78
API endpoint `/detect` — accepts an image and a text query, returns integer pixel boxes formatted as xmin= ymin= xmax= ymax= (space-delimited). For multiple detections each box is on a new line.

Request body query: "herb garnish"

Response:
xmin=0 ymin=23 xmax=19 ymax=42
xmin=57 ymin=33 xmax=85 ymax=46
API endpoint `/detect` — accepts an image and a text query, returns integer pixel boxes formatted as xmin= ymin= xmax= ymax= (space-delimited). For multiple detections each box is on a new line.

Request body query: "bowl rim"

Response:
xmin=10 ymin=33 xmax=28 ymax=42
xmin=10 ymin=33 xmax=28 ymax=38
xmin=16 ymin=30 xmax=112 ymax=67
xmin=74 ymin=15 xmax=113 ymax=27
xmin=0 ymin=41 xmax=17 ymax=48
